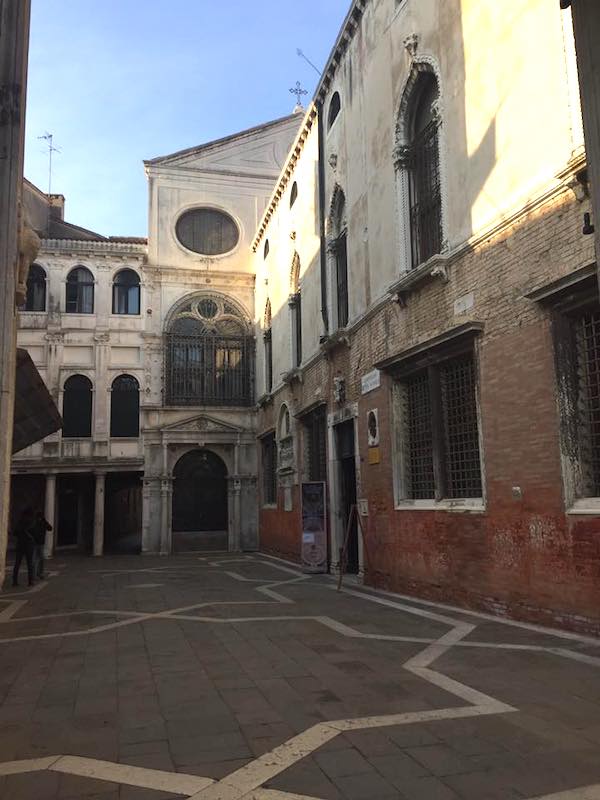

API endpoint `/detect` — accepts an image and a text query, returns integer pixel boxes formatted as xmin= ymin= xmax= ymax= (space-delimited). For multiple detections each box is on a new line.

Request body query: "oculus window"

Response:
xmin=176 ymin=208 xmax=239 ymax=256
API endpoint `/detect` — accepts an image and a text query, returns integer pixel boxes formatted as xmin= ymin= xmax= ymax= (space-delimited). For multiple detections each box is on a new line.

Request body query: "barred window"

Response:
xmin=575 ymin=310 xmax=600 ymax=496
xmin=408 ymin=75 xmax=442 ymax=268
xmin=166 ymin=295 xmax=254 ymax=407
xmin=304 ymin=406 xmax=327 ymax=482
xmin=330 ymin=190 xmax=349 ymax=329
xmin=290 ymin=292 xmax=302 ymax=368
xmin=396 ymin=352 xmax=482 ymax=500
xmin=264 ymin=329 xmax=273 ymax=394
xmin=262 ymin=433 xmax=277 ymax=505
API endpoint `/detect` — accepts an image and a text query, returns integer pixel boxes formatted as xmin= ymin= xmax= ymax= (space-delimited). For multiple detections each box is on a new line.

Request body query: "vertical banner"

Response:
xmin=301 ymin=482 xmax=327 ymax=574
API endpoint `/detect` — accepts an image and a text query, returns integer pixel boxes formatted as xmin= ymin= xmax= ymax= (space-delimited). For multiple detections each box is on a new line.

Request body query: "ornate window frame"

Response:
xmin=393 ymin=56 xmax=448 ymax=277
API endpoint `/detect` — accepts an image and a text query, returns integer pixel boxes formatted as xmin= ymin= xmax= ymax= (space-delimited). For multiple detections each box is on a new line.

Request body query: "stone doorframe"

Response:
xmin=327 ymin=402 xmax=364 ymax=578
xmin=142 ymin=413 xmax=257 ymax=555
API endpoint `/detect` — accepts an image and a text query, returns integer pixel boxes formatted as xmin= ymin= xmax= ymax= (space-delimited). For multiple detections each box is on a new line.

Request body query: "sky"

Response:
xmin=24 ymin=1 xmax=350 ymax=238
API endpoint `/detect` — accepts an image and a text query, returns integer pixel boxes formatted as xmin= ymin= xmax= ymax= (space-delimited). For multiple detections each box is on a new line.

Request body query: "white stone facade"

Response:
xmin=12 ymin=114 xmax=301 ymax=556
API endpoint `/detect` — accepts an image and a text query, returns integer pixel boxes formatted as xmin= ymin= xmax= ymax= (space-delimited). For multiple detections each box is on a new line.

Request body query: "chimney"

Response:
xmin=48 ymin=193 xmax=65 ymax=220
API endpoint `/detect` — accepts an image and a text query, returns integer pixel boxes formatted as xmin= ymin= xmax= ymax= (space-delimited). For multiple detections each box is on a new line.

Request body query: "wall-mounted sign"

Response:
xmin=301 ymin=482 xmax=327 ymax=574
xmin=361 ymin=369 xmax=381 ymax=395
xmin=367 ymin=408 xmax=379 ymax=447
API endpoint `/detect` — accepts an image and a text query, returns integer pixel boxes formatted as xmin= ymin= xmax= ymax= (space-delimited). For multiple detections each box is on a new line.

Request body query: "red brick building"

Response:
xmin=253 ymin=0 xmax=600 ymax=633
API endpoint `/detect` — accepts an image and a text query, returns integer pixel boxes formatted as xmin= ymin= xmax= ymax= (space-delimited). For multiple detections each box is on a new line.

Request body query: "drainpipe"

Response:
xmin=316 ymin=100 xmax=330 ymax=336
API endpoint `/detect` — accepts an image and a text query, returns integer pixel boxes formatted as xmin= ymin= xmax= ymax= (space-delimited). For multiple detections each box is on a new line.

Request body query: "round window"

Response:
xmin=176 ymin=208 xmax=239 ymax=256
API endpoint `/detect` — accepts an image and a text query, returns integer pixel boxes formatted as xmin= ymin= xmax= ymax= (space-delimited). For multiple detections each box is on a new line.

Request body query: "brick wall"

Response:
xmin=258 ymin=190 xmax=600 ymax=633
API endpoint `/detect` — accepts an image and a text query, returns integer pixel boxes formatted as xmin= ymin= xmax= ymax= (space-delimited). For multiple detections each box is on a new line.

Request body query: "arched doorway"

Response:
xmin=172 ymin=449 xmax=228 ymax=552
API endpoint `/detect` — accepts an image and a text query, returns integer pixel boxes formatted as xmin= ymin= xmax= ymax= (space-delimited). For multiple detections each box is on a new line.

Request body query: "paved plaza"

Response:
xmin=0 ymin=555 xmax=599 ymax=799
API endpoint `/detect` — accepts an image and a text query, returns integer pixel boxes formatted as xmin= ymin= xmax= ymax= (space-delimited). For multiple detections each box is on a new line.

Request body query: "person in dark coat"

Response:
xmin=32 ymin=511 xmax=52 ymax=580
xmin=12 ymin=508 xmax=35 ymax=587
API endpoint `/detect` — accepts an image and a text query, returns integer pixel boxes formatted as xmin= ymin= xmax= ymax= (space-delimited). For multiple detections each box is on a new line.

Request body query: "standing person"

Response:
xmin=32 ymin=510 xmax=52 ymax=580
xmin=12 ymin=508 xmax=35 ymax=587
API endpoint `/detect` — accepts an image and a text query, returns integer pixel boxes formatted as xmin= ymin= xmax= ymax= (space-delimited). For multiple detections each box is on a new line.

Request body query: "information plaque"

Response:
xmin=300 ymin=482 xmax=327 ymax=574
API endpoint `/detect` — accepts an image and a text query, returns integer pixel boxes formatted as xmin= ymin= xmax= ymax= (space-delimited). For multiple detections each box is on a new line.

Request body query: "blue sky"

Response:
xmin=24 ymin=1 xmax=349 ymax=237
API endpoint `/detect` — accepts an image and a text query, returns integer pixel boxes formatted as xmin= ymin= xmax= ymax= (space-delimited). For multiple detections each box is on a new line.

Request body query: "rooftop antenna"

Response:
xmin=38 ymin=132 xmax=61 ymax=197
xmin=297 ymin=48 xmax=322 ymax=77
xmin=289 ymin=81 xmax=309 ymax=113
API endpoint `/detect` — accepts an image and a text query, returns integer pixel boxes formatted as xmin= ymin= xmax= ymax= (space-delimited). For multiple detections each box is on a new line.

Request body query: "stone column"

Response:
xmin=159 ymin=477 xmax=172 ymax=555
xmin=0 ymin=1 xmax=32 ymax=588
xmin=43 ymin=474 xmax=56 ymax=558
xmin=93 ymin=472 xmax=106 ymax=557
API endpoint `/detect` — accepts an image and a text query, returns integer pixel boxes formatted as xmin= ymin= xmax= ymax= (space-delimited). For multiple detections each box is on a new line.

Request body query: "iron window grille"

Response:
xmin=110 ymin=375 xmax=140 ymax=438
xmin=264 ymin=329 xmax=273 ymax=394
xmin=399 ymin=353 xmax=482 ymax=500
xmin=262 ymin=433 xmax=277 ymax=505
xmin=408 ymin=119 xmax=442 ymax=268
xmin=335 ymin=231 xmax=349 ymax=328
xmin=304 ymin=406 xmax=327 ymax=482
xmin=22 ymin=264 xmax=46 ymax=312
xmin=166 ymin=296 xmax=254 ymax=407
xmin=66 ymin=267 xmax=94 ymax=314
xmin=290 ymin=292 xmax=302 ymax=368
xmin=575 ymin=309 xmax=600 ymax=496
xmin=113 ymin=269 xmax=140 ymax=315
xmin=62 ymin=375 xmax=93 ymax=438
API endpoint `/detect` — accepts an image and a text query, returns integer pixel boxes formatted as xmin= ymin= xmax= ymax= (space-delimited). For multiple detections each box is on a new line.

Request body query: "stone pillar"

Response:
xmin=43 ymin=474 xmax=56 ymax=558
xmin=93 ymin=472 xmax=106 ymax=557
xmin=159 ymin=477 xmax=172 ymax=555
xmin=0 ymin=2 xmax=32 ymax=587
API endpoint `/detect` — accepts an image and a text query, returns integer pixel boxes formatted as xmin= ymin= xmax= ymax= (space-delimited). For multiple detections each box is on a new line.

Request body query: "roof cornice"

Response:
xmin=251 ymin=0 xmax=368 ymax=250
xmin=41 ymin=238 xmax=147 ymax=257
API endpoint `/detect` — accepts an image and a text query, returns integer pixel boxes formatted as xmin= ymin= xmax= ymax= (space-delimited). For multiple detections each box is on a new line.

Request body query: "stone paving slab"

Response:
xmin=0 ymin=554 xmax=599 ymax=798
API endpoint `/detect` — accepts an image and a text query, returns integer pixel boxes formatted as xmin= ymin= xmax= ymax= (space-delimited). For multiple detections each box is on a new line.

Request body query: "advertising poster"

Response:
xmin=301 ymin=482 xmax=327 ymax=574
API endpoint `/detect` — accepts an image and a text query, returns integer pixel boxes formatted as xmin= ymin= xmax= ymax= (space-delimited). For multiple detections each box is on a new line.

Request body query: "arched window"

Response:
xmin=290 ymin=181 xmax=298 ymax=208
xmin=62 ymin=375 xmax=92 ymax=438
xmin=66 ymin=267 xmax=94 ymax=314
xmin=289 ymin=253 xmax=302 ymax=368
xmin=166 ymin=295 xmax=255 ymax=406
xmin=23 ymin=264 xmax=46 ymax=312
xmin=397 ymin=70 xmax=442 ymax=269
xmin=110 ymin=375 xmax=140 ymax=437
xmin=330 ymin=189 xmax=349 ymax=328
xmin=328 ymin=92 xmax=341 ymax=130
xmin=263 ymin=239 xmax=270 ymax=259
xmin=112 ymin=269 xmax=140 ymax=315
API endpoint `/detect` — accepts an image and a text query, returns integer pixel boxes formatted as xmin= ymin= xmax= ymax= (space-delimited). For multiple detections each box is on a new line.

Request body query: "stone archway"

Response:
xmin=172 ymin=449 xmax=228 ymax=552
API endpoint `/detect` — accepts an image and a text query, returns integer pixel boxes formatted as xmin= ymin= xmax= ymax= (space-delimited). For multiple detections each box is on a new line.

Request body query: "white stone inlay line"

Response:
xmin=530 ymin=787 xmax=600 ymax=799
xmin=1 ymin=556 xmax=600 ymax=800
xmin=48 ymin=755 xmax=214 ymax=795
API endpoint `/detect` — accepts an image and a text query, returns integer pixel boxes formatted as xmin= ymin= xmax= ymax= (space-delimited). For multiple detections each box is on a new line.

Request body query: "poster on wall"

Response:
xmin=301 ymin=482 xmax=327 ymax=574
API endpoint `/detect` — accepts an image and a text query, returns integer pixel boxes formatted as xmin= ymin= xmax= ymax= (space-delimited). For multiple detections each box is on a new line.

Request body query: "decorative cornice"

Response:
xmin=41 ymin=239 xmax=147 ymax=257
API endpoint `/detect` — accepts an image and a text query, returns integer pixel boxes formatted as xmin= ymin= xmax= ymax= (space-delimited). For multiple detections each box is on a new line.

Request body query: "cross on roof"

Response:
xmin=289 ymin=81 xmax=308 ymax=108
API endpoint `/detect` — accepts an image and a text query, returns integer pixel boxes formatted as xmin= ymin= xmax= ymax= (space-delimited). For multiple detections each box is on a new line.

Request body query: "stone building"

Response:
xmin=11 ymin=115 xmax=301 ymax=556
xmin=255 ymin=0 xmax=600 ymax=632
xmin=11 ymin=0 xmax=600 ymax=633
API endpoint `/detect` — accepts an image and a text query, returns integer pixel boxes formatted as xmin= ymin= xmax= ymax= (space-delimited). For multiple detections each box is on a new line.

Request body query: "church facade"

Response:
xmin=11 ymin=0 xmax=600 ymax=632
xmin=11 ymin=115 xmax=301 ymax=556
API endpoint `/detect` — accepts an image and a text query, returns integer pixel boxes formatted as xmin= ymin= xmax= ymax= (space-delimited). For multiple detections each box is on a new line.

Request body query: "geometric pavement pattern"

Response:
xmin=0 ymin=555 xmax=599 ymax=798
